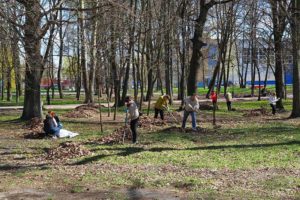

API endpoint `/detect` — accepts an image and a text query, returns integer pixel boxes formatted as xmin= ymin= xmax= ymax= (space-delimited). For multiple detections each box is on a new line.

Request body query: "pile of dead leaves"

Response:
xmin=46 ymin=141 xmax=91 ymax=160
xmin=24 ymin=117 xmax=43 ymax=130
xmin=97 ymin=126 xmax=132 ymax=144
xmin=24 ymin=131 xmax=46 ymax=139
xmin=199 ymin=104 xmax=214 ymax=110
xmin=63 ymin=104 xmax=99 ymax=118
xmin=139 ymin=116 xmax=167 ymax=131
xmin=243 ymin=107 xmax=270 ymax=117
xmin=164 ymin=111 xmax=181 ymax=123
xmin=23 ymin=117 xmax=45 ymax=139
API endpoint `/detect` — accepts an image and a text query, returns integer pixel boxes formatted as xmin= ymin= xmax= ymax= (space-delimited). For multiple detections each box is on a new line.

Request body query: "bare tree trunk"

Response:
xmin=10 ymin=20 xmax=21 ymax=102
xmin=57 ymin=4 xmax=64 ymax=99
xmin=79 ymin=0 xmax=89 ymax=103
xmin=139 ymin=31 xmax=146 ymax=110
xmin=291 ymin=0 xmax=300 ymax=117
xmin=110 ymin=15 xmax=119 ymax=120
xmin=270 ymin=0 xmax=286 ymax=110
xmin=121 ymin=0 xmax=137 ymax=106
xmin=21 ymin=3 xmax=44 ymax=119
xmin=188 ymin=1 xmax=214 ymax=95
xmin=179 ymin=0 xmax=187 ymax=104
xmin=3 ymin=47 xmax=12 ymax=101
xmin=163 ymin=1 xmax=172 ymax=101
xmin=76 ymin=23 xmax=81 ymax=101
xmin=1 ymin=55 xmax=4 ymax=100
xmin=87 ymin=5 xmax=98 ymax=104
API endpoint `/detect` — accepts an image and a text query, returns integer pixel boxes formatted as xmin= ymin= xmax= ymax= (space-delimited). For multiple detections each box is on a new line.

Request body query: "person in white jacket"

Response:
xmin=182 ymin=93 xmax=199 ymax=131
xmin=268 ymin=92 xmax=280 ymax=115
xmin=125 ymin=96 xmax=139 ymax=143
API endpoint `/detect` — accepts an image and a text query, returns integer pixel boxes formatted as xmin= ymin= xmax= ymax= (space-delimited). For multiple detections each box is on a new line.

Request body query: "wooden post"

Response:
xmin=213 ymin=102 xmax=216 ymax=126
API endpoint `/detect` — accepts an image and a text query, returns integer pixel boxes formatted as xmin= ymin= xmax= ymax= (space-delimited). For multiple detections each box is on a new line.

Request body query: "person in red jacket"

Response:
xmin=210 ymin=91 xmax=217 ymax=125
xmin=210 ymin=91 xmax=217 ymax=104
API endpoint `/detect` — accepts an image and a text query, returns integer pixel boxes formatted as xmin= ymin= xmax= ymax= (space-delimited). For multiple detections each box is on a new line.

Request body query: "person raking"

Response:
xmin=154 ymin=95 xmax=170 ymax=121
xmin=268 ymin=92 xmax=280 ymax=115
xmin=125 ymin=96 xmax=139 ymax=144
xmin=181 ymin=93 xmax=199 ymax=131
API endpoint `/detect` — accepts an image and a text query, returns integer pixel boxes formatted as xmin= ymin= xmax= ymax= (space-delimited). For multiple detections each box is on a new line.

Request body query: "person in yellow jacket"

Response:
xmin=154 ymin=95 xmax=170 ymax=120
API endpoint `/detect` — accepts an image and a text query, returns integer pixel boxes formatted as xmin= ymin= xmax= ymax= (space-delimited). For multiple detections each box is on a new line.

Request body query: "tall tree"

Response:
xmin=291 ymin=0 xmax=300 ymax=117
xmin=187 ymin=0 xmax=232 ymax=96
xmin=57 ymin=4 xmax=64 ymax=99
xmin=8 ymin=1 xmax=59 ymax=120
xmin=270 ymin=0 xmax=288 ymax=110
xmin=79 ymin=0 xmax=89 ymax=103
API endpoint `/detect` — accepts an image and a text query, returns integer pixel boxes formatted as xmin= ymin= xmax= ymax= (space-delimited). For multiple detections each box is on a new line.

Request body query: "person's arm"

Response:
xmin=53 ymin=116 xmax=62 ymax=128
xmin=193 ymin=99 xmax=199 ymax=111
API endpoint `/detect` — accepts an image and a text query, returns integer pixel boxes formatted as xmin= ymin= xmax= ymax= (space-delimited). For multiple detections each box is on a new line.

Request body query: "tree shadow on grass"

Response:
xmin=73 ymin=147 xmax=144 ymax=165
xmin=73 ymin=140 xmax=300 ymax=165
xmin=1 ymin=118 xmax=25 ymax=124
xmin=0 ymin=163 xmax=49 ymax=172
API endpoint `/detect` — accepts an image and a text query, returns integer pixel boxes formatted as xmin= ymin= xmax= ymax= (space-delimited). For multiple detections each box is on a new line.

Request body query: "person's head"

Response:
xmin=191 ymin=93 xmax=197 ymax=101
xmin=163 ymin=95 xmax=170 ymax=101
xmin=125 ymin=96 xmax=131 ymax=103
xmin=125 ymin=96 xmax=132 ymax=106
xmin=48 ymin=111 xmax=55 ymax=117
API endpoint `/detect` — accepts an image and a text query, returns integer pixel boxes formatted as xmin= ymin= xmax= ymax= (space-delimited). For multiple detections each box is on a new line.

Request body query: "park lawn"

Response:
xmin=0 ymin=101 xmax=299 ymax=199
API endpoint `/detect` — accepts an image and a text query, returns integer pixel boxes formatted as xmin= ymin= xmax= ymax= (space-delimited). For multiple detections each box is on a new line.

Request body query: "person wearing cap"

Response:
xmin=182 ymin=93 xmax=199 ymax=131
xmin=154 ymin=95 xmax=170 ymax=121
xmin=125 ymin=96 xmax=139 ymax=144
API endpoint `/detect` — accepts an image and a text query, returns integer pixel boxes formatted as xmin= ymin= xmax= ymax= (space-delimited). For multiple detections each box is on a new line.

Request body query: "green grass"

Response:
xmin=0 ymin=100 xmax=299 ymax=199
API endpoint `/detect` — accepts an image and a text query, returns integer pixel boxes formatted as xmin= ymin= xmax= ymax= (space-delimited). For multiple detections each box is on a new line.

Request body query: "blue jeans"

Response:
xmin=182 ymin=110 xmax=196 ymax=129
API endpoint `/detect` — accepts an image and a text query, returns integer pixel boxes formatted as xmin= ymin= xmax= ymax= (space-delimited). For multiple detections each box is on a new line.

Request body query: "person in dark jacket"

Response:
xmin=43 ymin=111 xmax=62 ymax=136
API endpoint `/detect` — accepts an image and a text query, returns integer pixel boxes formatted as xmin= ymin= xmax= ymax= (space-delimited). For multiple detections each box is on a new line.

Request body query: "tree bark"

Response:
xmin=79 ymin=0 xmax=89 ymax=103
xmin=21 ymin=2 xmax=45 ymax=120
xmin=291 ymin=0 xmax=300 ymax=117
xmin=187 ymin=1 xmax=212 ymax=95
xmin=76 ymin=22 xmax=81 ymax=101
xmin=120 ymin=0 xmax=137 ymax=106
xmin=57 ymin=4 xmax=64 ymax=99
xmin=87 ymin=5 xmax=98 ymax=103
xmin=270 ymin=0 xmax=286 ymax=109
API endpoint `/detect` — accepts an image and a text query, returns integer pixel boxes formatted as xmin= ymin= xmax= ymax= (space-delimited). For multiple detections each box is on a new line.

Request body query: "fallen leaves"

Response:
xmin=46 ymin=141 xmax=91 ymax=161
xmin=97 ymin=126 xmax=132 ymax=144
xmin=63 ymin=104 xmax=99 ymax=118
xmin=23 ymin=117 xmax=45 ymax=139
xmin=243 ymin=107 xmax=270 ymax=117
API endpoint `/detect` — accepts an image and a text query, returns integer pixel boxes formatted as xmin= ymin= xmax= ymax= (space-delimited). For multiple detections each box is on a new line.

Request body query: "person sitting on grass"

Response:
xmin=268 ymin=92 xmax=280 ymax=115
xmin=181 ymin=93 xmax=199 ymax=132
xmin=154 ymin=95 xmax=170 ymax=121
xmin=43 ymin=111 xmax=78 ymax=138
xmin=125 ymin=96 xmax=139 ymax=144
